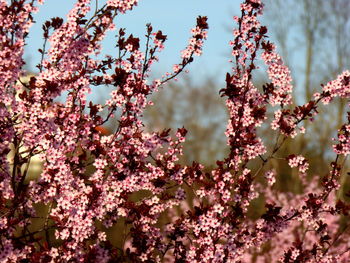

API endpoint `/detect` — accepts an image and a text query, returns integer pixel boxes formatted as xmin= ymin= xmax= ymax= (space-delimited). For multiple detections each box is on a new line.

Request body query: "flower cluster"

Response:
xmin=261 ymin=42 xmax=293 ymax=106
xmin=181 ymin=16 xmax=208 ymax=59
xmin=287 ymin=154 xmax=309 ymax=174
xmin=106 ymin=0 xmax=138 ymax=13
xmin=1 ymin=0 xmax=350 ymax=262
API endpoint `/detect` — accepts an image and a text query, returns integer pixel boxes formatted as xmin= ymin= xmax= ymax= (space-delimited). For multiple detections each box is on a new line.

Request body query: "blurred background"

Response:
xmin=24 ymin=0 xmax=350 ymax=195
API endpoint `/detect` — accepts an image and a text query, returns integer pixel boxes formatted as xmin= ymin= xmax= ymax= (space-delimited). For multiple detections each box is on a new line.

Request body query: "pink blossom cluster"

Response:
xmin=106 ymin=0 xmax=138 ymax=13
xmin=287 ymin=154 xmax=309 ymax=174
xmin=333 ymin=122 xmax=350 ymax=155
xmin=223 ymin=0 xmax=268 ymax=169
xmin=252 ymin=174 xmax=349 ymax=262
xmin=261 ymin=43 xmax=293 ymax=106
xmin=314 ymin=71 xmax=350 ymax=155
xmin=264 ymin=169 xmax=276 ymax=186
xmin=180 ymin=16 xmax=208 ymax=59
xmin=1 ymin=0 xmax=350 ymax=262
xmin=317 ymin=70 xmax=350 ymax=104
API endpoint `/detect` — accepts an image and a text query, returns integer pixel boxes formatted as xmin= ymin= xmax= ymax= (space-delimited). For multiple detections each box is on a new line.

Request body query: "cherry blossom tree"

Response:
xmin=1 ymin=0 xmax=350 ymax=262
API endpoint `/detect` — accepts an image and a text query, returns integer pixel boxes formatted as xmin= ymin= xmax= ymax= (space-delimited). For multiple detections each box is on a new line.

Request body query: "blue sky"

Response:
xmin=25 ymin=0 xmax=241 ymax=85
